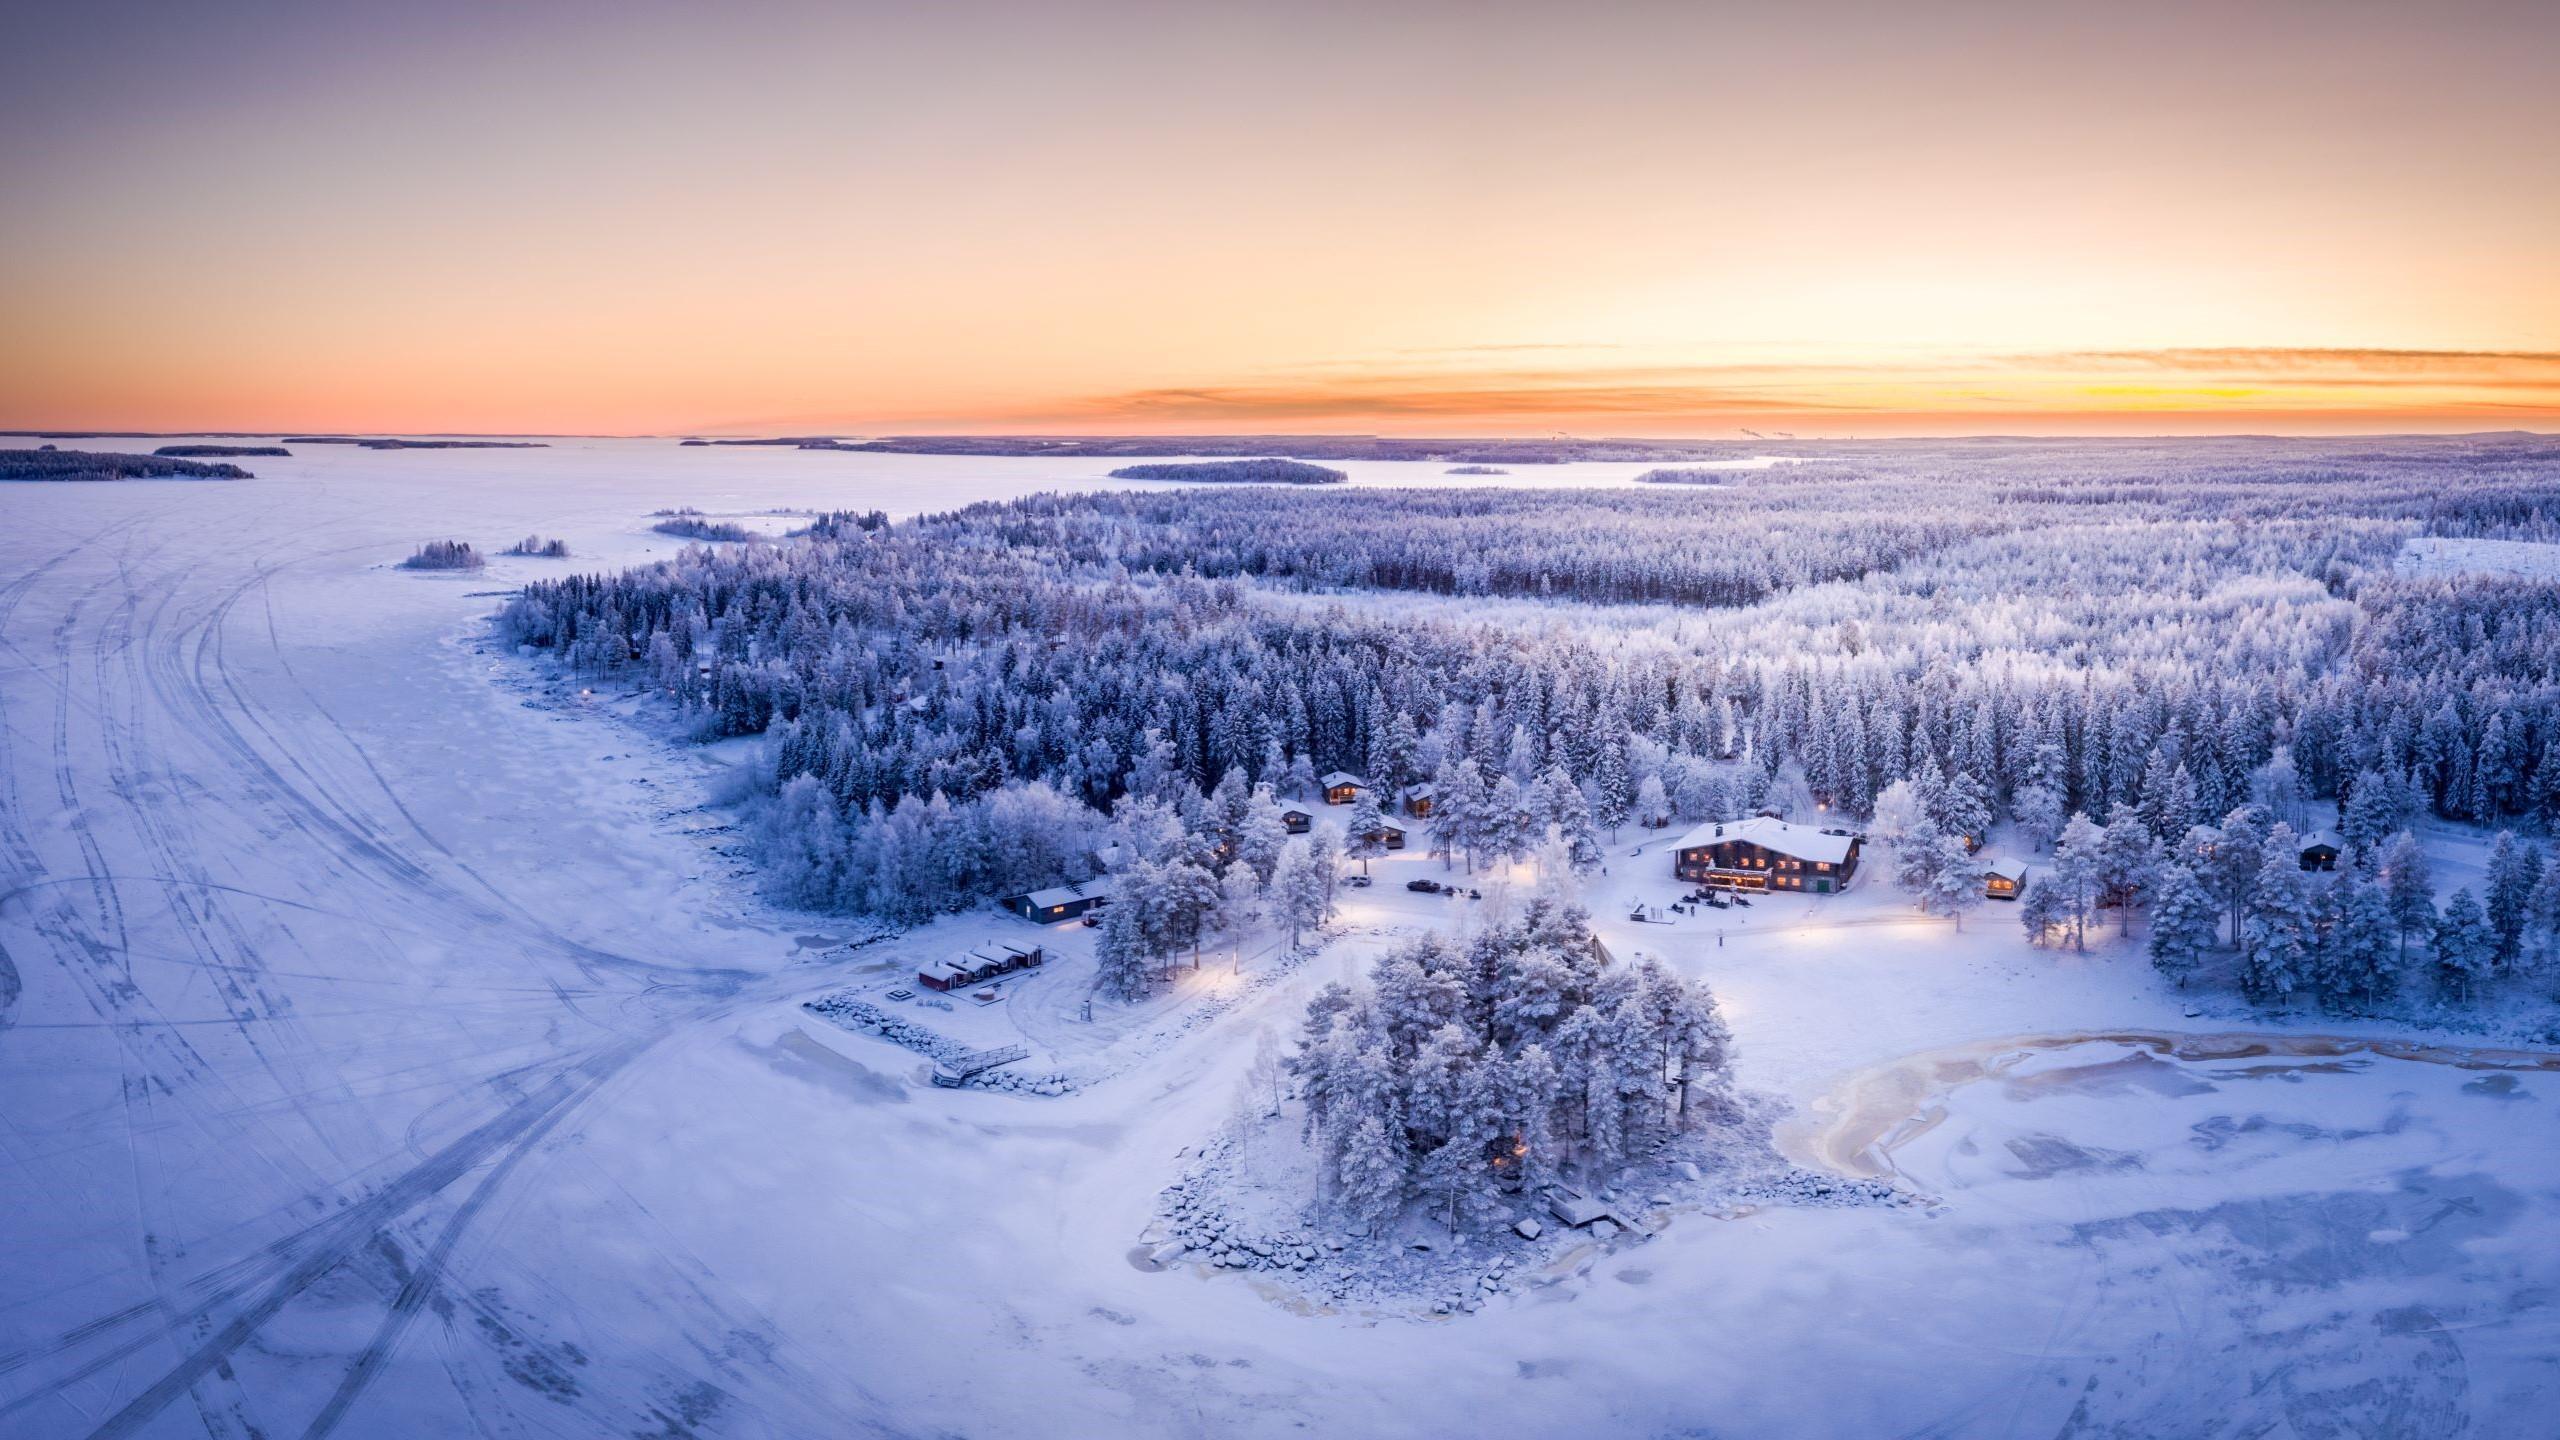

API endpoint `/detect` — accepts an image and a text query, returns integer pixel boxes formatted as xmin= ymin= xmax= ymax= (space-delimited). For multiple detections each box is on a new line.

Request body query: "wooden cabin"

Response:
xmin=1403 ymin=784 xmax=1435 ymax=819
xmin=1319 ymin=770 xmax=1366 ymax=805
xmin=1981 ymin=856 xmax=2030 ymax=900
xmin=919 ymin=943 xmax=1044 ymax=992
xmin=1363 ymin=823 xmax=1407 ymax=851
xmin=2298 ymin=829 xmax=2342 ymax=872
xmin=1000 ymin=877 xmax=1117 ymax=923
xmin=1281 ymin=808 xmax=1312 ymax=835
xmin=1670 ymin=816 xmax=1860 ymax=895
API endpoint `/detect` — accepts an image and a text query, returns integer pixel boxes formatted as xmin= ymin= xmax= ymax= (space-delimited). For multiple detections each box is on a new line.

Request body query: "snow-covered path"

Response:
xmin=6 ymin=445 xmax=2560 ymax=1439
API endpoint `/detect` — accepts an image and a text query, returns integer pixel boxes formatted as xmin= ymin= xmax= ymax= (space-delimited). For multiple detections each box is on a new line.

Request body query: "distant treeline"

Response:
xmin=1 ymin=448 xmax=251 ymax=481
xmin=1107 ymin=459 xmax=1348 ymax=485
xmin=155 ymin=445 xmax=290 ymax=458
xmin=506 ymin=536 xmax=571 ymax=557
xmin=283 ymin=437 xmax=548 ymax=450
xmin=1635 ymin=467 xmax=1738 ymax=485
xmin=1445 ymin=464 xmax=1509 ymax=475
xmin=766 ymin=434 xmax=1772 ymax=464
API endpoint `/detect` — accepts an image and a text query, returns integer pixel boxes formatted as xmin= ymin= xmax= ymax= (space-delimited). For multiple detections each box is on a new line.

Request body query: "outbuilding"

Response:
xmin=1320 ymin=771 xmax=1366 ymax=805
xmin=919 ymin=943 xmax=1045 ymax=992
xmin=1981 ymin=855 xmax=2030 ymax=900
xmin=2298 ymin=829 xmax=2343 ymax=872
xmin=1281 ymin=808 xmax=1312 ymax=834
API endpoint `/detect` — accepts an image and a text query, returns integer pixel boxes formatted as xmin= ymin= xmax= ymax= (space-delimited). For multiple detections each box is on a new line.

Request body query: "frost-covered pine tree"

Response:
xmin=1269 ymin=839 xmax=1328 ymax=952
xmin=1334 ymin=1112 xmax=1408 ymax=1232
xmin=2484 ymin=831 xmax=2539 ymax=968
xmin=2047 ymin=813 xmax=2107 ymax=951
xmin=2020 ymin=875 xmax=2069 ymax=949
xmin=2324 ymin=877 xmax=2400 ymax=1008
xmin=1924 ymin=836 xmax=1986 ymax=929
xmin=2433 ymin=888 xmax=2497 ymax=1003
xmin=1345 ymin=788 xmax=1388 ymax=876
xmin=2378 ymin=830 xmax=2436 ymax=966
xmin=2096 ymin=817 xmax=2160 ymax=936
xmin=2239 ymin=832 xmax=2316 ymax=1005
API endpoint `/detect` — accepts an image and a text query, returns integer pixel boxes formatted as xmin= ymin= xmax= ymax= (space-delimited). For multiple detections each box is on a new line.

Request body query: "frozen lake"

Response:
xmin=3 ymin=443 xmax=2555 ymax=1438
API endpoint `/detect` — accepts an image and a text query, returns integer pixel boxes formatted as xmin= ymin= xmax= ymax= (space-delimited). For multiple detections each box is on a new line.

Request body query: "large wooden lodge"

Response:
xmin=1671 ymin=816 xmax=1861 ymax=894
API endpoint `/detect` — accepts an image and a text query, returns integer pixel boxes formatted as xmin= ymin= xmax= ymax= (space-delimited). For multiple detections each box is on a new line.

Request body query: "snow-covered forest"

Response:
xmin=502 ymin=436 xmax=2560 ymax=1006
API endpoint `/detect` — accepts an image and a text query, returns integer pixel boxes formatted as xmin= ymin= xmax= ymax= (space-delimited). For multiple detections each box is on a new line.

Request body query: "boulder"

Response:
xmin=1512 ymin=1217 xmax=1544 ymax=1241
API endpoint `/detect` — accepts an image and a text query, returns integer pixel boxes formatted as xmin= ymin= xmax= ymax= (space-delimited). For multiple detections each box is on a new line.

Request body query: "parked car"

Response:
xmin=1406 ymin=878 xmax=1443 ymax=893
xmin=1344 ymin=874 xmax=1373 ymax=888
xmin=1081 ymin=914 xmax=1101 ymax=927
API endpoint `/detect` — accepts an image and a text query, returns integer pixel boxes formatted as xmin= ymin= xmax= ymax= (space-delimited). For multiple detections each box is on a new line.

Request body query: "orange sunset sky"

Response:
xmin=4 ymin=0 xmax=2556 ymax=438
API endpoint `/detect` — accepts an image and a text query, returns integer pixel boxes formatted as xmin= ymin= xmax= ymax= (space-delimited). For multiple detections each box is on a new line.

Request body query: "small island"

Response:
xmin=1634 ymin=466 xmax=1735 ymax=485
xmin=1445 ymin=464 xmax=1508 ymax=475
xmin=650 ymin=507 xmax=759 ymax=541
xmin=2 ymin=448 xmax=252 ymax=481
xmin=154 ymin=444 xmax=291 ymax=458
xmin=1105 ymin=458 xmax=1348 ymax=485
xmin=399 ymin=540 xmax=485 ymax=570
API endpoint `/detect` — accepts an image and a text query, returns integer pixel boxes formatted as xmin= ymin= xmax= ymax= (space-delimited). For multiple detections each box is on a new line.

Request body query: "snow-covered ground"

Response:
xmin=4 ymin=441 xmax=2557 ymax=1438
xmin=2396 ymin=535 xmax=2560 ymax=582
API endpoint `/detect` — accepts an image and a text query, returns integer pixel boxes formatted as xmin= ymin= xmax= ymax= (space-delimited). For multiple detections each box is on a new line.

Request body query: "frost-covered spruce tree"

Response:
xmin=2484 ymin=832 xmax=2540 ymax=967
xmin=2324 ymin=877 xmax=2400 ymax=1008
xmin=1335 ymin=1115 xmax=1408 ymax=1232
xmin=2433 ymin=889 xmax=2498 ymax=1003
xmin=1924 ymin=837 xmax=1986 ymax=929
xmin=2020 ymin=876 xmax=2068 ymax=949
xmin=2096 ymin=817 xmax=2160 ymax=936
xmin=1269 ymin=839 xmax=1328 ymax=952
xmin=1094 ymin=885 xmax=1158 ymax=1002
xmin=2146 ymin=862 xmax=2217 ymax=986
xmin=2047 ymin=814 xmax=2107 ymax=951
xmin=2240 ymin=829 xmax=2317 ymax=1005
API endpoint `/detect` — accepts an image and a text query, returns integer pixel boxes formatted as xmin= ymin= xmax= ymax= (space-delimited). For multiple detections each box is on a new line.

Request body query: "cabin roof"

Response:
xmin=2299 ymin=829 xmax=2343 ymax=852
xmin=1981 ymin=855 xmax=2030 ymax=882
xmin=1319 ymin=770 xmax=1365 ymax=788
xmin=1670 ymin=815 xmax=1858 ymax=865
xmin=1012 ymin=876 xmax=1117 ymax=910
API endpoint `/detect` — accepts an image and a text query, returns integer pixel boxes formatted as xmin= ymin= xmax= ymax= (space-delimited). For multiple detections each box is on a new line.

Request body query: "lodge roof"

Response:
xmin=1670 ymin=815 xmax=1858 ymax=865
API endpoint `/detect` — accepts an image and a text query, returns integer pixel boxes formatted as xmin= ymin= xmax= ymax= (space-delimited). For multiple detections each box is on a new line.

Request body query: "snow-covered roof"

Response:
xmin=1013 ymin=876 xmax=1116 ymax=910
xmin=1982 ymin=856 xmax=2030 ymax=883
xmin=1669 ymin=815 xmax=1858 ymax=865
xmin=1404 ymin=784 xmax=1434 ymax=800
xmin=1319 ymin=771 xmax=1365 ymax=789
xmin=2299 ymin=829 xmax=2343 ymax=852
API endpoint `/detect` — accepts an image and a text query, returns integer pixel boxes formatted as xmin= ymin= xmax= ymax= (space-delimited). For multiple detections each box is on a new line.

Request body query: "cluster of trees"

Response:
xmin=505 ymin=535 xmax=571 ymax=557
xmin=1104 ymin=459 xmax=1347 ymax=484
xmin=1285 ymin=889 xmax=1732 ymax=1233
xmin=2135 ymin=817 xmax=2560 ymax=1010
xmin=153 ymin=444 xmax=289 ymax=458
xmin=401 ymin=540 xmax=484 ymax=570
xmin=1981 ymin=782 xmax=2560 ymax=1013
xmin=1091 ymin=772 xmax=1345 ymax=998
